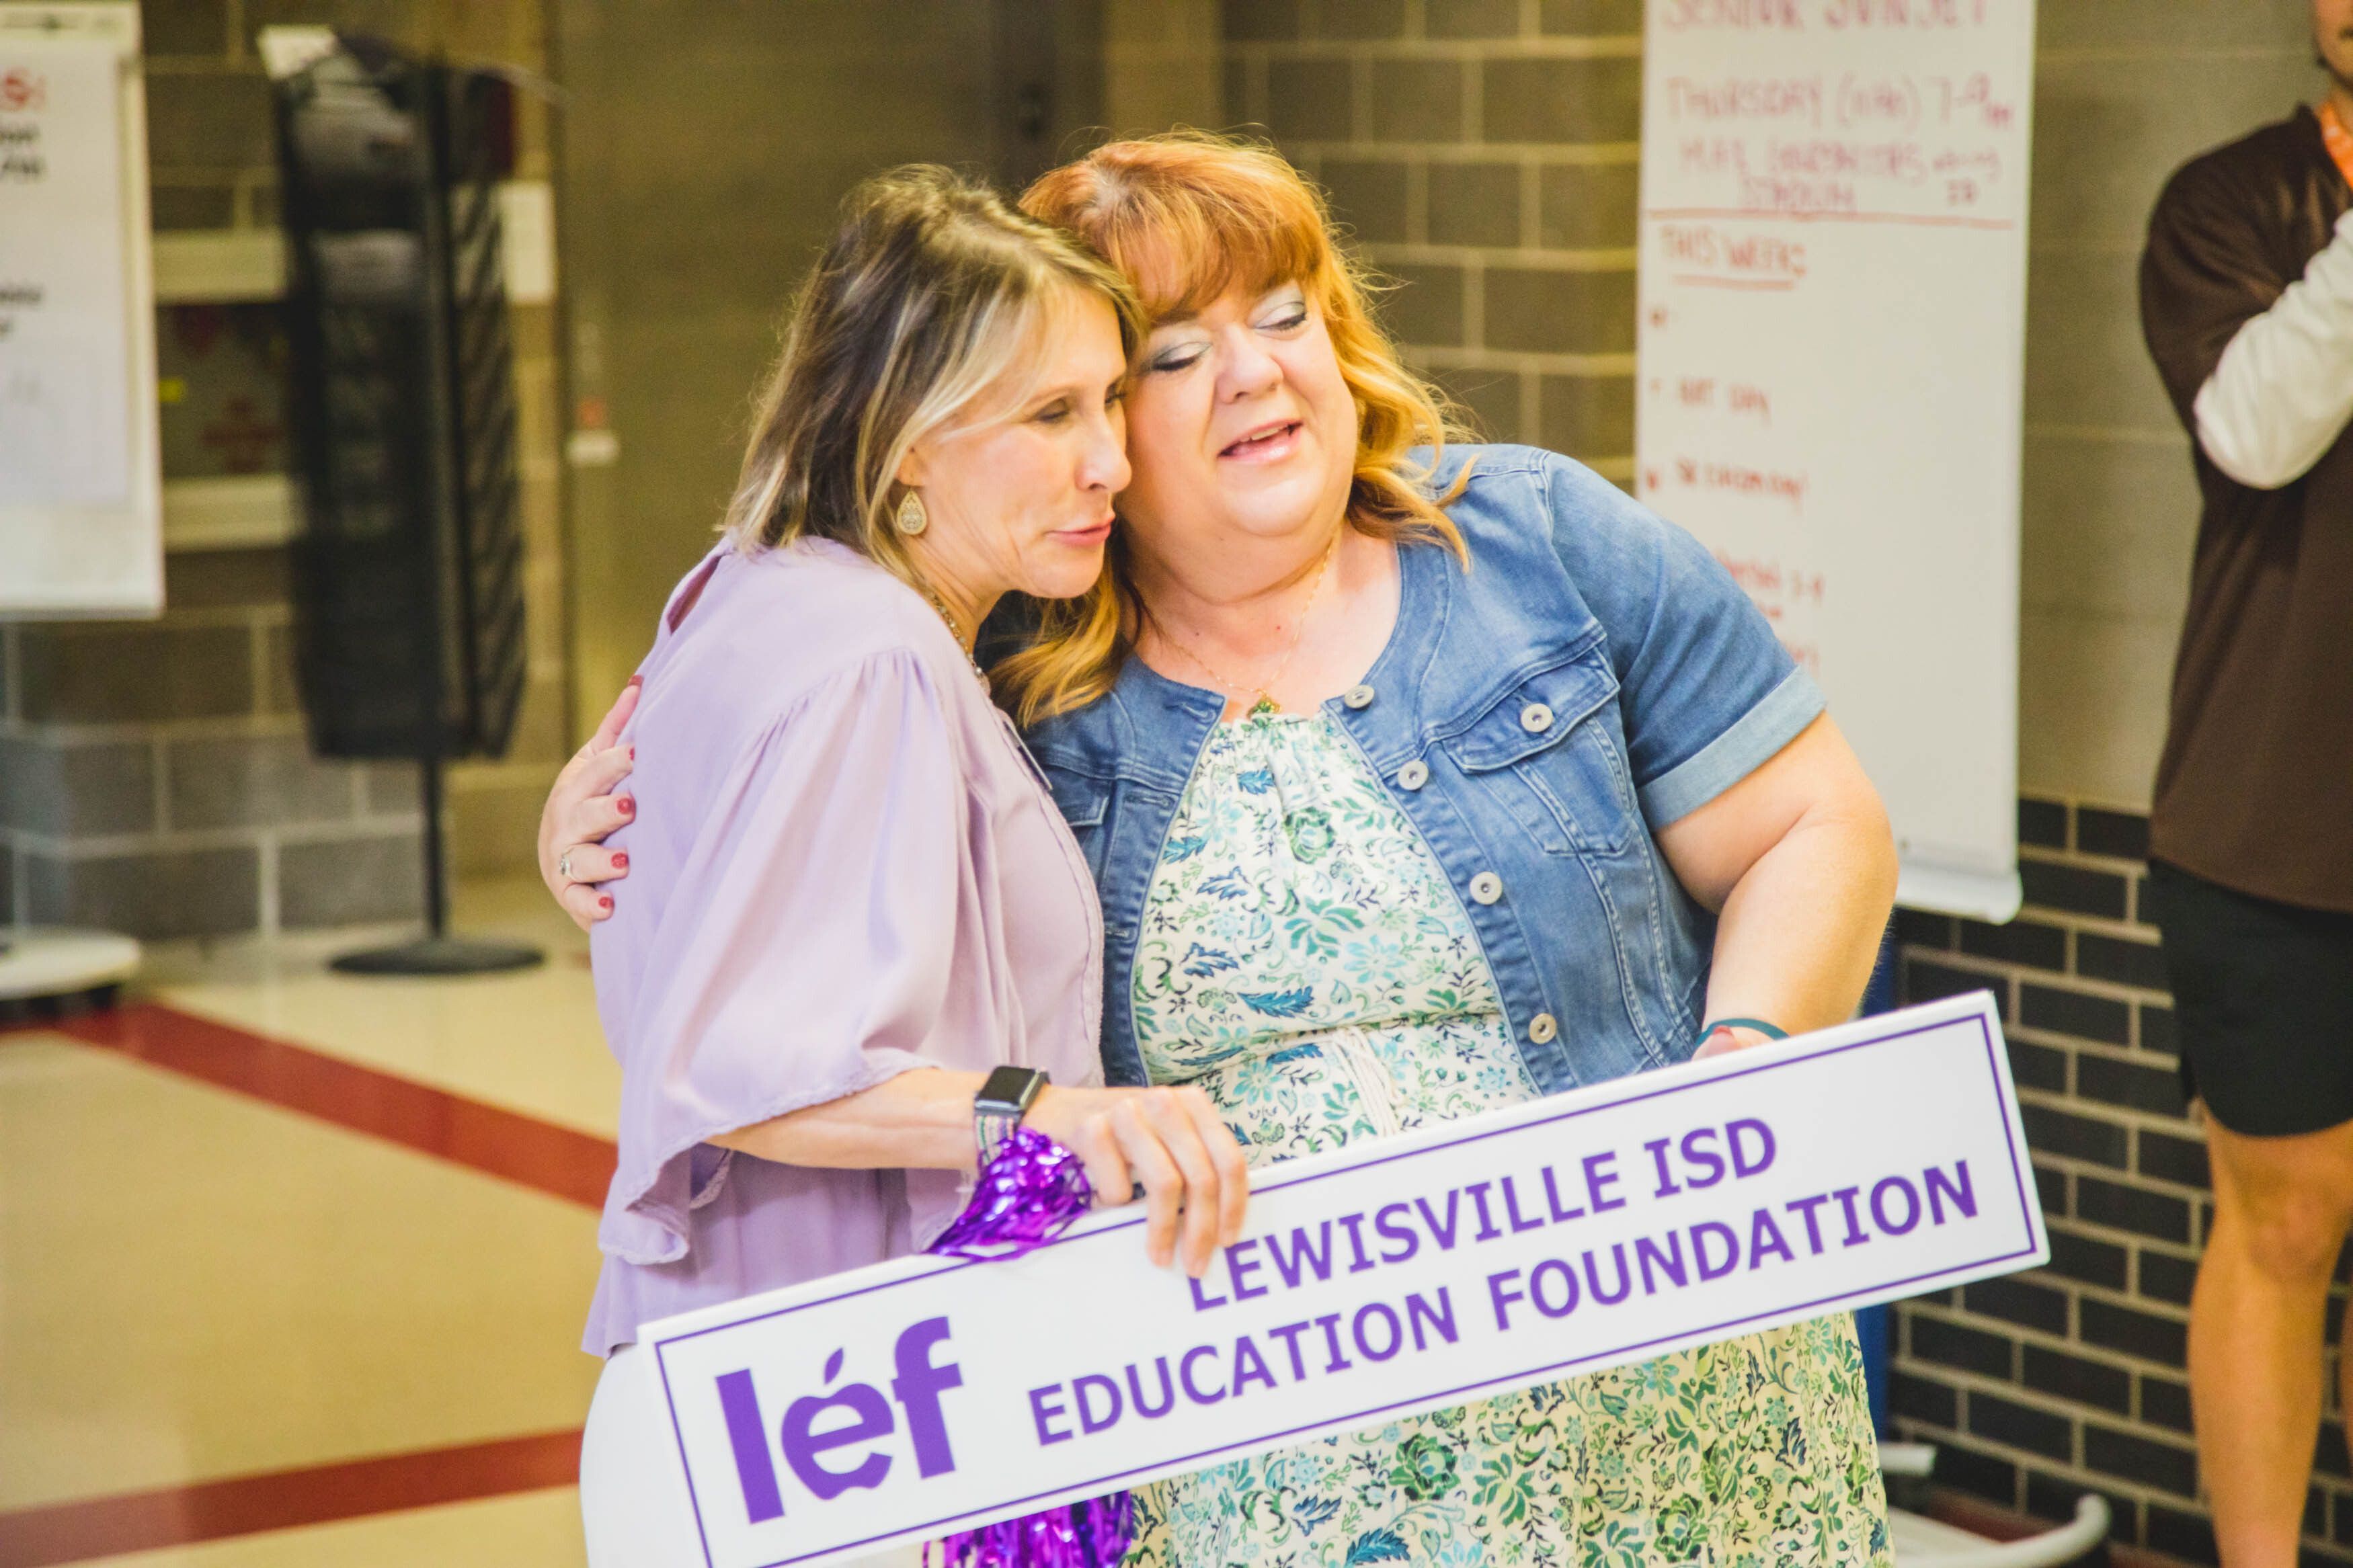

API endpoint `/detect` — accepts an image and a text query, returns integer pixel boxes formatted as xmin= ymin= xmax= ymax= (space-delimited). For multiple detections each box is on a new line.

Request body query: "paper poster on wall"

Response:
xmin=1636 ymin=0 xmax=2036 ymax=921
xmin=0 ymin=4 xmax=161 ymax=617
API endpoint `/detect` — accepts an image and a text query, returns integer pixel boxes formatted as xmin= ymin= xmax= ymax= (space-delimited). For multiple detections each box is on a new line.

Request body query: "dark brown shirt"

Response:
xmin=2139 ymin=107 xmax=2353 ymax=913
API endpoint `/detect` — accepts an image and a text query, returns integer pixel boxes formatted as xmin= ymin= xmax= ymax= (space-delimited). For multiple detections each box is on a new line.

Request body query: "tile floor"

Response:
xmin=1 ymin=878 xmax=615 ymax=1567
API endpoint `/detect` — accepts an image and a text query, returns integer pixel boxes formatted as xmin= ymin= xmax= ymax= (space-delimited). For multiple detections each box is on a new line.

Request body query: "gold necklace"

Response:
xmin=1158 ymin=531 xmax=1341 ymax=718
xmin=918 ymin=583 xmax=990 ymax=690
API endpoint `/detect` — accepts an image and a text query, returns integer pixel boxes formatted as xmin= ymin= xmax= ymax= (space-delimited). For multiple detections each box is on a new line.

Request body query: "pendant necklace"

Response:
xmin=1159 ymin=531 xmax=1341 ymax=718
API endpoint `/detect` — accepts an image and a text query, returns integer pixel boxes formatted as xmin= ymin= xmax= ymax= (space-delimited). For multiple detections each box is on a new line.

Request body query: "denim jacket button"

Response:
xmin=1519 ymin=702 xmax=1555 ymax=733
xmin=1396 ymin=759 xmax=1430 ymax=790
xmin=1469 ymin=871 xmax=1503 ymax=905
xmin=1528 ymin=1012 xmax=1560 ymax=1044
xmin=1343 ymin=684 xmax=1376 ymax=710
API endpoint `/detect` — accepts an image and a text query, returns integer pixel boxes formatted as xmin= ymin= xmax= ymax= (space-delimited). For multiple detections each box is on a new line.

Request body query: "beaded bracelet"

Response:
xmin=1697 ymin=1016 xmax=1789 ymax=1049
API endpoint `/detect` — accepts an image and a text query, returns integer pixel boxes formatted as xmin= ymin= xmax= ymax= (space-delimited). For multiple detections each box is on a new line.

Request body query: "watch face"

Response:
xmin=977 ymin=1064 xmax=1043 ymax=1112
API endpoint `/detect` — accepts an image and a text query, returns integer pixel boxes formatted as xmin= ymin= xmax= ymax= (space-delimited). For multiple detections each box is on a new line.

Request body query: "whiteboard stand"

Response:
xmin=1899 ymin=861 xmax=2024 ymax=928
xmin=1 ymin=3 xmax=153 ymax=1001
xmin=0 ymin=2 xmax=163 ymax=618
xmin=1880 ymin=1442 xmax=2111 ymax=1567
xmin=1634 ymin=1 xmax=2036 ymax=925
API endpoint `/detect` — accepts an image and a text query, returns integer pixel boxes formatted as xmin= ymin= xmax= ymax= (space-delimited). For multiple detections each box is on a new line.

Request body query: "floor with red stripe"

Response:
xmin=0 ymin=882 xmax=618 ymax=1567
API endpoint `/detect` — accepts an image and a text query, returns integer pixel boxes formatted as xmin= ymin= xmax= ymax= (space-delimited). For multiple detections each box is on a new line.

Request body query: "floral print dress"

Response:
xmin=1125 ymin=708 xmax=1890 ymax=1568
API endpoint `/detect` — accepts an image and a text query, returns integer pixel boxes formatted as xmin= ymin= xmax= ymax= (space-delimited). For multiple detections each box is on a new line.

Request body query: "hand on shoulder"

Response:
xmin=541 ymin=680 xmax=640 ymax=928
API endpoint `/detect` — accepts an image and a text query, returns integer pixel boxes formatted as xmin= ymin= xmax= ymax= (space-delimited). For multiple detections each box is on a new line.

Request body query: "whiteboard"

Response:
xmin=0 ymin=3 xmax=160 ymax=618
xmin=1634 ymin=0 xmax=2034 ymax=921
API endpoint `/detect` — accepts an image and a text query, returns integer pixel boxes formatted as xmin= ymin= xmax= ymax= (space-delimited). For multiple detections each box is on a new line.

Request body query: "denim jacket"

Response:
xmin=1025 ymin=444 xmax=1825 ymax=1096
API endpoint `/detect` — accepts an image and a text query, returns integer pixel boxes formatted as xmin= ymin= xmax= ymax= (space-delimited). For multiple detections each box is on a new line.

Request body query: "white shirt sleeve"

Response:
xmin=2192 ymin=208 xmax=2353 ymax=489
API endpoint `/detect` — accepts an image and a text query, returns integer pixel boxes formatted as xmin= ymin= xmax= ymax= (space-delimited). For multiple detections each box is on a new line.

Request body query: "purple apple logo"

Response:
xmin=715 ymin=1316 xmax=964 ymax=1524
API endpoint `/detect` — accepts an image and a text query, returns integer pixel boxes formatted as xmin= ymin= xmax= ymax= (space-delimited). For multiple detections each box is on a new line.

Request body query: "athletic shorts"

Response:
xmin=2145 ymin=859 xmax=2353 ymax=1137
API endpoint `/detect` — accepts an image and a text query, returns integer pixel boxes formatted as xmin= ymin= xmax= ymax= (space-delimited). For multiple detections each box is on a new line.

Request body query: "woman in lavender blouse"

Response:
xmin=567 ymin=167 xmax=1247 ymax=1566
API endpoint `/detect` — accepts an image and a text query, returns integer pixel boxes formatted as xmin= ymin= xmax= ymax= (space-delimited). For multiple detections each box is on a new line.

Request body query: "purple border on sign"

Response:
xmin=652 ymin=1001 xmax=2036 ymax=1568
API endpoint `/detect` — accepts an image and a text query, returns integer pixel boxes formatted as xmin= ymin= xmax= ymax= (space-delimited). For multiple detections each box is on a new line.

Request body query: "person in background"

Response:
xmin=2137 ymin=3 xmax=2353 ymax=1561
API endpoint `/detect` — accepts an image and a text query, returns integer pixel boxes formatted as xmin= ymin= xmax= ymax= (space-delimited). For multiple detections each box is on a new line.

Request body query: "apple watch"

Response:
xmin=973 ymin=1065 xmax=1048 ymax=1169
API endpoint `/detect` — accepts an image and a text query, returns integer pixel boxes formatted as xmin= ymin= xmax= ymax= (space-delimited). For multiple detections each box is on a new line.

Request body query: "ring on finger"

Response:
xmin=557 ymin=850 xmax=575 ymax=881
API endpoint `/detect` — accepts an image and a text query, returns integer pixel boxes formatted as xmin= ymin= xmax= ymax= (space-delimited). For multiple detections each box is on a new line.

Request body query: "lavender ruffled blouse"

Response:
xmin=582 ymin=538 xmax=1105 ymax=1356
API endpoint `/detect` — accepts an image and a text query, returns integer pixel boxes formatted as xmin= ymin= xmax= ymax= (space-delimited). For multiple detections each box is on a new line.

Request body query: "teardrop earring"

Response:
xmin=894 ymin=489 xmax=928 ymax=536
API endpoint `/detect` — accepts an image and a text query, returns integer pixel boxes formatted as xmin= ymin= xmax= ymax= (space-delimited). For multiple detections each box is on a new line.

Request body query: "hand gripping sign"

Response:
xmin=627 ymin=993 xmax=2042 ymax=1568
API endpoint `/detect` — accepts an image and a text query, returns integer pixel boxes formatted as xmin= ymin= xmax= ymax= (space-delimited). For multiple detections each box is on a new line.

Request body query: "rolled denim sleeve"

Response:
xmin=1540 ymin=454 xmax=1825 ymax=828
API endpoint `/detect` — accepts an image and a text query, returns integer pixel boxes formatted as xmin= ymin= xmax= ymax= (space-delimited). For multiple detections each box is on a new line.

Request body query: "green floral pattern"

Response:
xmin=1127 ymin=710 xmax=1890 ymax=1567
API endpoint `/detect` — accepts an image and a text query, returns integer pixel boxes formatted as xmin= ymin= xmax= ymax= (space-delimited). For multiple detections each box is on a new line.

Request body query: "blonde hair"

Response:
xmin=720 ymin=165 xmax=1144 ymax=600
xmin=998 ymin=130 xmax=1472 ymax=725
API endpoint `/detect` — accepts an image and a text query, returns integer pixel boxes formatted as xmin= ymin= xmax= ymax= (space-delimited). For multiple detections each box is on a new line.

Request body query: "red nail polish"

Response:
xmin=599 ymin=895 xmax=613 ymax=913
xmin=618 ymin=796 xmax=635 ymax=817
xmin=627 ymin=745 xmax=636 ymax=761
xmin=612 ymin=851 xmax=629 ymax=870
xmin=627 ymin=675 xmax=644 ymax=689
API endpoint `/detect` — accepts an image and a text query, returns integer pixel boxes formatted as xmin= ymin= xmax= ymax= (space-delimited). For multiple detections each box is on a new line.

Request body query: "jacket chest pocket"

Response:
xmin=1041 ymin=768 xmax=1113 ymax=879
xmin=1436 ymin=652 xmax=1638 ymax=857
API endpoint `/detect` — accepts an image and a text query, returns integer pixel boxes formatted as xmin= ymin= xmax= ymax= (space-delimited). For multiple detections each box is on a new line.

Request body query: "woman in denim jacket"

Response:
xmin=548 ymin=134 xmax=1899 ymax=1567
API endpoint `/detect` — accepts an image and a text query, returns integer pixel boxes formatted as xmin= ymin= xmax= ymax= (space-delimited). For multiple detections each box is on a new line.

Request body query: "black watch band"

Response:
xmin=973 ymin=1065 xmax=1047 ymax=1169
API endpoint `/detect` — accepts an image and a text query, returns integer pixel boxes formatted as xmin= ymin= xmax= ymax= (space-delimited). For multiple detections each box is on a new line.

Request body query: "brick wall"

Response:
xmin=1893 ymin=796 xmax=2347 ymax=1565
xmin=0 ymin=0 xmax=571 ymax=940
xmin=0 ymin=554 xmax=426 ymax=938
xmin=1222 ymin=0 xmax=1641 ymax=474
xmin=1105 ymin=0 xmax=1222 ymax=136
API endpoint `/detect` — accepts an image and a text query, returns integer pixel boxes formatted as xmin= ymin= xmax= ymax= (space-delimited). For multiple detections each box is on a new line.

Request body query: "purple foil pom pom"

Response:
xmin=925 ymin=1494 xmax=1135 ymax=1568
xmin=927 ymin=1125 xmax=1096 ymax=1261
xmin=924 ymin=1127 xmax=1134 ymax=1566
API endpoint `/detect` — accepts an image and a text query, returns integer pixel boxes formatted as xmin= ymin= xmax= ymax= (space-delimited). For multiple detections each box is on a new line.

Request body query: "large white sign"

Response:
xmin=634 ymin=995 xmax=2041 ymax=1568
xmin=0 ymin=4 xmax=161 ymax=617
xmin=1636 ymin=0 xmax=2036 ymax=921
